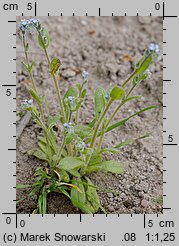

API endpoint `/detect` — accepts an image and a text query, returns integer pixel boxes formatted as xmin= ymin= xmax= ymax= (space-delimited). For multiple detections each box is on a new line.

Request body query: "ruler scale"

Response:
xmin=0 ymin=0 xmax=178 ymax=245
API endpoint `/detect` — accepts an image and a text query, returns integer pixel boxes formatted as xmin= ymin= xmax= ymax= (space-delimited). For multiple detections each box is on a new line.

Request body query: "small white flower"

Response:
xmin=146 ymin=69 xmax=152 ymax=78
xmin=81 ymin=70 xmax=89 ymax=81
xmin=68 ymin=96 xmax=74 ymax=101
xmin=148 ymin=43 xmax=160 ymax=54
xmin=68 ymin=96 xmax=76 ymax=110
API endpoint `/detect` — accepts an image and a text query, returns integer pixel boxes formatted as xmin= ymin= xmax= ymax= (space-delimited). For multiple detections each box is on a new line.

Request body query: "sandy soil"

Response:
xmin=16 ymin=16 xmax=163 ymax=214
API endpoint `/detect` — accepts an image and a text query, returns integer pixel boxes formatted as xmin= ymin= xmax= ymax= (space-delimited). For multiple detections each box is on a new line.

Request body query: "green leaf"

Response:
xmin=122 ymin=95 xmax=142 ymax=104
xmin=85 ymin=177 xmax=101 ymax=213
xmin=21 ymin=62 xmax=29 ymax=72
xmin=16 ymin=184 xmax=32 ymax=189
xmin=132 ymin=73 xmax=148 ymax=87
xmin=60 ymin=170 xmax=70 ymax=183
xmin=62 ymin=149 xmax=67 ymax=157
xmin=38 ymin=141 xmax=47 ymax=154
xmin=29 ymin=186 xmax=41 ymax=197
xmin=29 ymin=88 xmax=41 ymax=104
xmin=28 ymin=148 xmax=48 ymax=161
xmin=67 ymin=169 xmax=81 ymax=177
xmin=88 ymin=118 xmax=97 ymax=128
xmin=38 ymin=28 xmax=50 ymax=49
xmin=71 ymin=178 xmax=86 ymax=208
xmin=135 ymin=54 xmax=152 ymax=77
xmin=94 ymin=87 xmax=106 ymax=119
xmin=63 ymin=87 xmax=78 ymax=100
xmin=81 ymin=89 xmax=87 ymax=98
xmin=49 ymin=128 xmax=57 ymax=144
xmin=88 ymin=152 xmax=102 ymax=166
xmin=99 ymin=148 xmax=119 ymax=154
xmin=114 ymin=133 xmax=151 ymax=149
xmin=70 ymin=179 xmax=95 ymax=213
xmin=59 ymin=186 xmax=71 ymax=199
xmin=76 ymin=83 xmax=81 ymax=91
xmin=74 ymin=125 xmax=93 ymax=139
xmin=59 ymin=157 xmax=85 ymax=171
xmin=83 ymin=202 xmax=96 ymax=214
xmin=38 ymin=194 xmax=43 ymax=214
xmin=105 ymin=106 xmax=157 ymax=133
xmin=42 ymin=191 xmax=47 ymax=214
xmin=47 ymin=115 xmax=61 ymax=130
xmin=37 ymin=191 xmax=47 ymax=214
xmin=29 ymin=61 xmax=36 ymax=73
xmin=50 ymin=58 xmax=62 ymax=75
xmin=65 ymin=133 xmax=75 ymax=144
xmin=110 ymin=86 xmax=125 ymax=101
xmin=87 ymin=160 xmax=124 ymax=174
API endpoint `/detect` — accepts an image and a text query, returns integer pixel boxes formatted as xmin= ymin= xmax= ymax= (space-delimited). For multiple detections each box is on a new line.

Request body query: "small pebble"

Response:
xmin=81 ymin=20 xmax=87 ymax=26
xmin=61 ymin=69 xmax=76 ymax=78
xmin=107 ymin=192 xmax=114 ymax=198
xmin=141 ymin=199 xmax=149 ymax=208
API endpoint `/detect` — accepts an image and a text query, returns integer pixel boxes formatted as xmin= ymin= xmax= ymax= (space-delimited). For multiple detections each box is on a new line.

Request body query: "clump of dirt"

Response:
xmin=16 ymin=16 xmax=163 ymax=214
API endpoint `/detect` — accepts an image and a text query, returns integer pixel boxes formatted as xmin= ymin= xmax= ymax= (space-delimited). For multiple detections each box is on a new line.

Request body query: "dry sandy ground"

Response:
xmin=16 ymin=16 xmax=163 ymax=214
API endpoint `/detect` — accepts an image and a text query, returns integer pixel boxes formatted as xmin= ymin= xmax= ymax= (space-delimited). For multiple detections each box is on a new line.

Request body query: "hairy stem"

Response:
xmin=22 ymin=35 xmax=45 ymax=120
xmin=97 ymin=125 xmax=105 ymax=152
xmin=97 ymin=84 xmax=137 ymax=152
xmin=90 ymin=99 xmax=113 ymax=149
xmin=38 ymin=32 xmax=66 ymax=122
xmin=122 ymin=53 xmax=151 ymax=88
xmin=22 ymin=35 xmax=37 ymax=92
xmin=22 ymin=34 xmax=59 ymax=163
xmin=55 ymin=136 xmax=66 ymax=164
xmin=75 ymin=84 xmax=84 ymax=124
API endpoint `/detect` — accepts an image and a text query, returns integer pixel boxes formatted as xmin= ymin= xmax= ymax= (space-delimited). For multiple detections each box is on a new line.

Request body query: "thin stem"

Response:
xmin=75 ymin=83 xmax=84 ymax=124
xmin=122 ymin=53 xmax=151 ymax=88
xmin=67 ymin=144 xmax=72 ymax=156
xmin=22 ymin=34 xmax=44 ymax=121
xmin=33 ymin=112 xmax=58 ymax=153
xmin=90 ymin=99 xmax=113 ymax=149
xmin=22 ymin=35 xmax=59 ymax=168
xmin=38 ymin=31 xmax=66 ymax=121
xmin=55 ymin=136 xmax=66 ymax=164
xmin=97 ymin=127 xmax=105 ymax=152
xmin=66 ymin=109 xmax=73 ymax=156
xmin=97 ymin=84 xmax=137 ymax=152
xmin=22 ymin=35 xmax=37 ymax=92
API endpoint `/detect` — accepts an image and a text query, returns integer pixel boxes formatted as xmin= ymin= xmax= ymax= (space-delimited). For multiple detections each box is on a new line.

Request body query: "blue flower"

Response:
xmin=63 ymin=122 xmax=74 ymax=134
xmin=21 ymin=99 xmax=33 ymax=109
xmin=147 ymin=43 xmax=161 ymax=61
xmin=30 ymin=18 xmax=40 ymax=25
xmin=29 ymin=18 xmax=41 ymax=30
xmin=148 ymin=43 xmax=160 ymax=54
xmin=105 ymin=92 xmax=110 ymax=100
xmin=76 ymin=141 xmax=86 ymax=151
xmin=18 ymin=19 xmax=31 ymax=32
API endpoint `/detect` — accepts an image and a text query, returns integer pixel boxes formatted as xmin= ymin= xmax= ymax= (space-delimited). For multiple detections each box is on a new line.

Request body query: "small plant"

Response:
xmin=17 ymin=18 xmax=160 ymax=214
